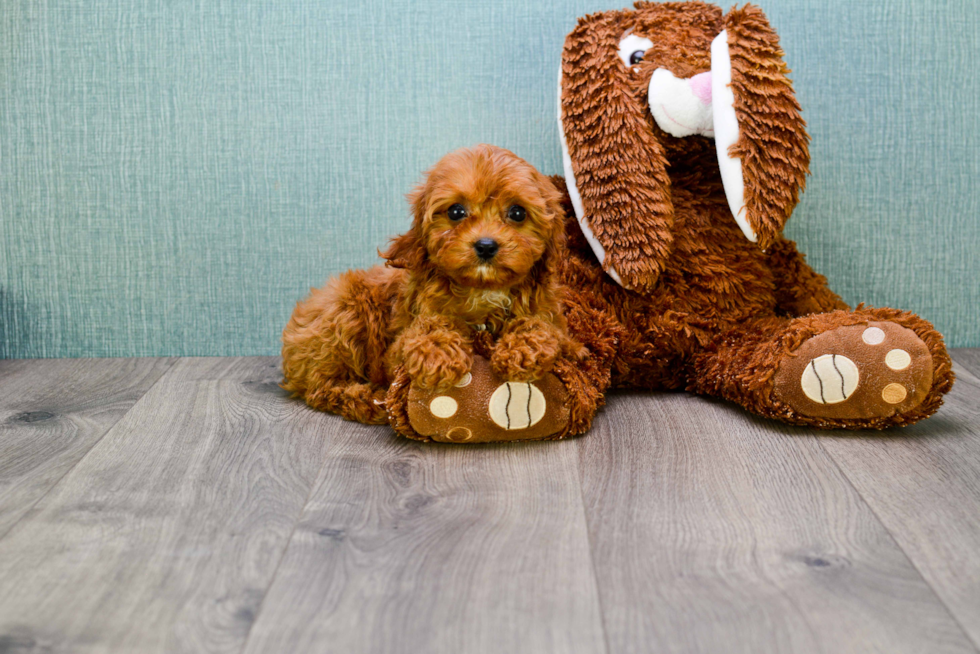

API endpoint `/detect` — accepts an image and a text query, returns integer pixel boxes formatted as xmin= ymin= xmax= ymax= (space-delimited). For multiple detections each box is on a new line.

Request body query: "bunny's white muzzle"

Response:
xmin=648 ymin=69 xmax=715 ymax=138
xmin=646 ymin=30 xmax=754 ymax=243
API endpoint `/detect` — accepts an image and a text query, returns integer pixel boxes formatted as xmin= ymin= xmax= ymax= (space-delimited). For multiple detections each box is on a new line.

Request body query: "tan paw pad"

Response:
xmin=488 ymin=382 xmax=546 ymax=430
xmin=800 ymin=355 xmax=859 ymax=404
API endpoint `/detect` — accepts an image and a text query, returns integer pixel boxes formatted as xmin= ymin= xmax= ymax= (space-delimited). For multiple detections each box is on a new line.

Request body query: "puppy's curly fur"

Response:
xmin=281 ymin=144 xmax=583 ymax=424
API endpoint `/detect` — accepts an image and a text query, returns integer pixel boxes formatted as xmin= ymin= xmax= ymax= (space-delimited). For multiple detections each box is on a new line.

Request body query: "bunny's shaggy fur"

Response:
xmin=534 ymin=1 xmax=953 ymax=430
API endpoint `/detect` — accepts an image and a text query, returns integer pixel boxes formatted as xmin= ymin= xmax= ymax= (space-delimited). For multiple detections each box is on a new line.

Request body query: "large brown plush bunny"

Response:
xmin=384 ymin=1 xmax=954 ymax=442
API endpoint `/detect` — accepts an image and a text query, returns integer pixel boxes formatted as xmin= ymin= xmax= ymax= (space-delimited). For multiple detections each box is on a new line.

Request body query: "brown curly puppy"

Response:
xmin=281 ymin=144 xmax=582 ymax=424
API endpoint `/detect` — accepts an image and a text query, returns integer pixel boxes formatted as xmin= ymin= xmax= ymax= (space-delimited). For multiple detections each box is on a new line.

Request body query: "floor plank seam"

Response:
xmin=574 ymin=441 xmax=613 ymax=654
xmin=812 ymin=435 xmax=980 ymax=653
xmin=0 ymin=357 xmax=180 ymax=544
xmin=952 ymin=352 xmax=980 ymax=379
xmin=951 ymin=359 xmax=980 ymax=386
xmin=235 ymin=404 xmax=336 ymax=654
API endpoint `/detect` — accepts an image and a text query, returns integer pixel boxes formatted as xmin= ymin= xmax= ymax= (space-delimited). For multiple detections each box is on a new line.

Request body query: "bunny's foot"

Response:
xmin=772 ymin=321 xmax=935 ymax=421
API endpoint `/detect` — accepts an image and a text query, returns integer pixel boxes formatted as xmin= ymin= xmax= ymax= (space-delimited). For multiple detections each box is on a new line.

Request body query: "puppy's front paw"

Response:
xmin=491 ymin=328 xmax=560 ymax=382
xmin=403 ymin=334 xmax=472 ymax=393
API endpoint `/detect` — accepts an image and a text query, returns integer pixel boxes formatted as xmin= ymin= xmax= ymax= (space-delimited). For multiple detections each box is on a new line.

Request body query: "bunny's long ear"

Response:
xmin=713 ymin=5 xmax=810 ymax=249
xmin=559 ymin=13 xmax=675 ymax=294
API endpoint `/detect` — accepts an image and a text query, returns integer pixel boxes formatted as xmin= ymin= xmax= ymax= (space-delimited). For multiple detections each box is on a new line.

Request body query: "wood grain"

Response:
xmin=162 ymin=356 xmax=283 ymax=383
xmin=1 ymin=353 xmax=978 ymax=653
xmin=0 ymin=358 xmax=331 ymax=654
xmin=578 ymin=390 xmax=977 ymax=654
xmin=241 ymin=423 xmax=607 ymax=654
xmin=0 ymin=357 xmax=174 ymax=539
xmin=816 ymin=354 xmax=980 ymax=649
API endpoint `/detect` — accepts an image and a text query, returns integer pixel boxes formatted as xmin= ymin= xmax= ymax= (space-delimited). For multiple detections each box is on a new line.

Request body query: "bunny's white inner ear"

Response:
xmin=557 ymin=65 xmax=624 ymax=287
xmin=711 ymin=30 xmax=757 ymax=243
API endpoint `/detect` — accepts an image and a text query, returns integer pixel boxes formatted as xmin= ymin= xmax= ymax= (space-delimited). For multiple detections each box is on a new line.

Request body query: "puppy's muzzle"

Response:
xmin=473 ymin=238 xmax=499 ymax=262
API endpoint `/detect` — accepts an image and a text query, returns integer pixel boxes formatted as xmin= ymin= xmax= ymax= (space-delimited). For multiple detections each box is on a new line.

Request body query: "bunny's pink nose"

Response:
xmin=690 ymin=71 xmax=712 ymax=105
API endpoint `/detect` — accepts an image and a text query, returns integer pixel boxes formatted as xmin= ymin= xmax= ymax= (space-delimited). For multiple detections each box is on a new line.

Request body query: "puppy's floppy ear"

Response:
xmin=535 ymin=169 xmax=568 ymax=277
xmin=381 ymin=185 xmax=428 ymax=269
xmin=559 ymin=11 xmax=675 ymax=293
xmin=714 ymin=4 xmax=810 ymax=249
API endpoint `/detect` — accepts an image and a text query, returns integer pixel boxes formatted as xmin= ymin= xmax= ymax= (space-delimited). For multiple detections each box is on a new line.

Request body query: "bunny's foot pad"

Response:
xmin=407 ymin=356 xmax=569 ymax=443
xmin=774 ymin=321 xmax=933 ymax=420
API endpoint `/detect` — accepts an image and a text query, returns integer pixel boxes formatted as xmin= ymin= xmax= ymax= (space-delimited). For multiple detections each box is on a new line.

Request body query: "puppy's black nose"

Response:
xmin=473 ymin=238 xmax=499 ymax=261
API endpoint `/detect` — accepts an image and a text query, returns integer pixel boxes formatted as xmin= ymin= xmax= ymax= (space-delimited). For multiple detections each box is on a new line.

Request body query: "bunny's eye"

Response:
xmin=618 ymin=33 xmax=654 ymax=69
xmin=448 ymin=204 xmax=467 ymax=221
xmin=507 ymin=205 xmax=526 ymax=223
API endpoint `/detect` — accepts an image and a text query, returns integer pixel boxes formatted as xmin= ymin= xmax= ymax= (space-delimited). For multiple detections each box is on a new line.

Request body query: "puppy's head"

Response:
xmin=383 ymin=145 xmax=564 ymax=290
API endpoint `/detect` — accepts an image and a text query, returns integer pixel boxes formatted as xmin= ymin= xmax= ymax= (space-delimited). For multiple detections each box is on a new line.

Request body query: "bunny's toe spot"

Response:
xmin=445 ymin=427 xmax=473 ymax=442
xmin=881 ymin=383 xmax=907 ymax=404
xmin=885 ymin=349 xmax=911 ymax=371
xmin=862 ymin=327 xmax=885 ymax=345
xmin=429 ymin=396 xmax=457 ymax=418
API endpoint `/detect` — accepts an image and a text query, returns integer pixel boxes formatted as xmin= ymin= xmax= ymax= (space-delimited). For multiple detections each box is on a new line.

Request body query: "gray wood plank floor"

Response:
xmin=0 ymin=352 xmax=978 ymax=654
xmin=0 ymin=358 xmax=175 ymax=539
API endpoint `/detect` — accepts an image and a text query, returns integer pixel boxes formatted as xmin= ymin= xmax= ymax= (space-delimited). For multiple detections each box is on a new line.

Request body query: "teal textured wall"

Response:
xmin=1 ymin=0 xmax=978 ymax=358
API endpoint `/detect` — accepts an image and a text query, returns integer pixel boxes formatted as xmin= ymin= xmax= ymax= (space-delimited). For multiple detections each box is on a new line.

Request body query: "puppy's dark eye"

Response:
xmin=507 ymin=205 xmax=527 ymax=223
xmin=629 ymin=50 xmax=645 ymax=65
xmin=447 ymin=203 xmax=467 ymax=221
